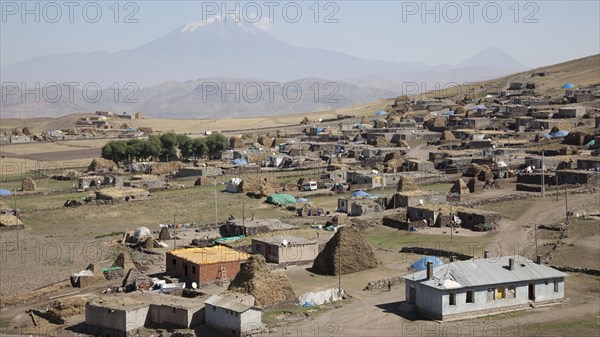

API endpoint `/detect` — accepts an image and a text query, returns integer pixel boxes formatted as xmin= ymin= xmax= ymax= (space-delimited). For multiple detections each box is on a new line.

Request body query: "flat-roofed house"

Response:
xmin=166 ymin=246 xmax=250 ymax=285
xmin=205 ymin=294 xmax=262 ymax=336
xmin=251 ymin=236 xmax=318 ymax=266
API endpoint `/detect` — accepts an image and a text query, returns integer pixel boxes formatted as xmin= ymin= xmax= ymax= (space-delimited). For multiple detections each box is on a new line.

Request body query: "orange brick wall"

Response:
xmin=166 ymin=253 xmax=246 ymax=285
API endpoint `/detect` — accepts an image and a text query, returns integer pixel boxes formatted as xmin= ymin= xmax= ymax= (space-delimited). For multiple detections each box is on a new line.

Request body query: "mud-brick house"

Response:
xmin=251 ymin=236 xmax=318 ymax=266
xmin=166 ymin=246 xmax=250 ymax=285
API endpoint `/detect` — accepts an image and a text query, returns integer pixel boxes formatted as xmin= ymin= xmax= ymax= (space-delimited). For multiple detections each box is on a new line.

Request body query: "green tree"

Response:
xmin=158 ymin=132 xmax=178 ymax=160
xmin=101 ymin=140 xmax=128 ymax=165
xmin=204 ymin=133 xmax=229 ymax=156
xmin=192 ymin=137 xmax=208 ymax=158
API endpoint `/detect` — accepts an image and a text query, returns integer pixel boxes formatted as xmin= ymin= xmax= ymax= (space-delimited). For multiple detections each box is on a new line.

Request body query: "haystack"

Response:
xmin=230 ymin=136 xmax=244 ymax=148
xmin=134 ymin=112 xmax=143 ymax=119
xmin=257 ymin=135 xmax=273 ymax=147
xmin=22 ymin=127 xmax=33 ymax=135
xmin=562 ymin=131 xmax=591 ymax=146
xmin=239 ymin=177 xmax=276 ymax=197
xmin=0 ymin=214 xmax=22 ymax=227
xmin=440 ymin=131 xmax=456 ymax=141
xmin=11 ymin=128 xmax=23 ymax=136
xmin=194 ymin=176 xmax=213 ymax=186
xmin=384 ymin=158 xmax=405 ymax=173
xmin=113 ymin=251 xmax=137 ymax=272
xmin=228 ymin=255 xmax=296 ymax=308
xmin=360 ymin=116 xmax=369 ymax=124
xmin=120 ymin=123 xmax=131 ymax=129
xmin=454 ymin=106 xmax=466 ymax=115
xmin=450 ymin=179 xmax=470 ymax=195
xmin=396 ymin=140 xmax=410 ymax=148
xmin=43 ymin=296 xmax=89 ymax=324
xmin=327 ymin=214 xmax=352 ymax=227
xmin=312 ymin=227 xmax=378 ymax=275
xmin=397 ymin=176 xmax=418 ymax=192
xmin=159 ymin=226 xmax=171 ymax=240
xmin=374 ymin=119 xmax=386 ymax=128
xmin=271 ymin=137 xmax=285 ymax=147
xmin=21 ymin=177 xmax=37 ymax=191
xmin=88 ymin=158 xmax=118 ymax=172
xmin=370 ymin=136 xmax=390 ymax=147
xmin=300 ymin=117 xmax=310 ymax=125
xmin=466 ymin=164 xmax=493 ymax=182
xmin=423 ymin=118 xmax=446 ymax=131
xmin=241 ymin=133 xmax=257 ymax=142
xmin=467 ymin=178 xmax=483 ymax=194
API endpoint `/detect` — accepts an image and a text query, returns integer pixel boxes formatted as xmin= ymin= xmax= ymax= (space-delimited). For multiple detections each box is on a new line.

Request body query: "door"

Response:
xmin=528 ymin=283 xmax=535 ymax=301
xmin=184 ymin=263 xmax=188 ymax=277
xmin=266 ymin=245 xmax=273 ymax=263
xmin=409 ymin=287 xmax=417 ymax=304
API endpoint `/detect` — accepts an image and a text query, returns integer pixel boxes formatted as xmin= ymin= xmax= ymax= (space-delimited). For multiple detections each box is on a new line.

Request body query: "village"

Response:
xmin=0 ymin=55 xmax=599 ymax=337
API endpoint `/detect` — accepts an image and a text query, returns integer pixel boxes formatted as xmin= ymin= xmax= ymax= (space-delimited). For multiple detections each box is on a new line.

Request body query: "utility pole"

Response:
xmin=534 ymin=224 xmax=538 ymax=257
xmin=338 ymin=235 xmax=342 ymax=296
xmin=214 ymin=179 xmax=218 ymax=227
xmin=565 ymin=183 xmax=568 ymax=224
xmin=173 ymin=218 xmax=177 ymax=250
xmin=541 ymin=150 xmax=545 ymax=198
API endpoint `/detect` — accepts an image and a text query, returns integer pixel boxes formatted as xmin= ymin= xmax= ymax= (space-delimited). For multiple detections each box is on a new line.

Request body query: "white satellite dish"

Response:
xmin=282 ymin=240 xmax=289 ymax=246
xmin=419 ymin=199 xmax=424 ymax=205
xmin=192 ymin=282 xmax=197 ymax=289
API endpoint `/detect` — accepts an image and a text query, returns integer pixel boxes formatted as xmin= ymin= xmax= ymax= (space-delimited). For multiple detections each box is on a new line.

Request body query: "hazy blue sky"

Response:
xmin=1 ymin=1 xmax=599 ymax=69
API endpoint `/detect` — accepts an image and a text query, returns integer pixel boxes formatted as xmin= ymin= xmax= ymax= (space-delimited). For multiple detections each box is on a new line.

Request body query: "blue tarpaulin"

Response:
xmin=0 ymin=189 xmax=12 ymax=196
xmin=296 ymin=198 xmax=308 ymax=202
xmin=351 ymin=190 xmax=370 ymax=198
xmin=562 ymin=83 xmax=575 ymax=89
xmin=543 ymin=130 xmax=569 ymax=139
xmin=411 ymin=256 xmax=444 ymax=271
xmin=441 ymin=111 xmax=455 ymax=115
xmin=376 ymin=110 xmax=387 ymax=116
xmin=232 ymin=158 xmax=248 ymax=166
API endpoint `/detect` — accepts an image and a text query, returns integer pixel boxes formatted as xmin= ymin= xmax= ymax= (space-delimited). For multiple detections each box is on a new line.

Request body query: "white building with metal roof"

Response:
xmin=403 ymin=256 xmax=566 ymax=320
xmin=205 ymin=294 xmax=263 ymax=336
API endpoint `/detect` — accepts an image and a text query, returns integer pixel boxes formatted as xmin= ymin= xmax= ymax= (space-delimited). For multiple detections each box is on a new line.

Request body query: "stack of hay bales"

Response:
xmin=374 ymin=120 xmax=386 ymax=128
xmin=0 ymin=214 xmax=23 ymax=228
xmin=466 ymin=164 xmax=493 ymax=182
xmin=396 ymin=140 xmax=410 ymax=148
xmin=423 ymin=117 xmax=446 ymax=131
xmin=454 ymin=106 xmax=466 ymax=115
xmin=562 ymin=131 xmax=592 ymax=146
xmin=239 ymin=177 xmax=276 ymax=197
xmin=230 ymin=136 xmax=245 ymax=148
xmin=113 ymin=251 xmax=138 ymax=272
xmin=242 ymin=133 xmax=258 ymax=142
xmin=134 ymin=112 xmax=143 ymax=119
xmin=22 ymin=127 xmax=33 ymax=135
xmin=397 ymin=175 xmax=418 ymax=192
xmin=158 ymin=226 xmax=171 ymax=240
xmin=67 ymin=127 xmax=78 ymax=136
xmin=11 ymin=128 xmax=24 ymax=136
xmin=312 ymin=226 xmax=378 ymax=275
xmin=450 ymin=179 xmax=470 ymax=195
xmin=300 ymin=117 xmax=310 ymax=125
xmin=271 ymin=137 xmax=285 ymax=147
xmin=21 ymin=177 xmax=37 ymax=191
xmin=42 ymin=295 xmax=89 ymax=324
xmin=88 ymin=158 xmax=118 ymax=172
xmin=360 ymin=116 xmax=369 ymax=124
xmin=228 ymin=255 xmax=296 ymax=308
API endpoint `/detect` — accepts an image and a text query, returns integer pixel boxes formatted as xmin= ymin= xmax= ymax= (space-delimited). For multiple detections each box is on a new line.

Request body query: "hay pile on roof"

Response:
xmin=312 ymin=226 xmax=378 ymax=275
xmin=194 ymin=176 xmax=213 ymax=186
xmin=230 ymin=136 xmax=245 ymax=148
xmin=88 ymin=157 xmax=118 ymax=172
xmin=450 ymin=179 xmax=470 ymax=195
xmin=228 ymin=255 xmax=296 ymax=308
xmin=150 ymin=162 xmax=182 ymax=175
xmin=257 ymin=135 xmax=273 ymax=147
xmin=95 ymin=187 xmax=149 ymax=201
xmin=239 ymin=177 xmax=276 ymax=197
xmin=21 ymin=177 xmax=36 ymax=191
xmin=397 ymin=175 xmax=418 ymax=192
xmin=440 ymin=131 xmax=456 ymax=141
xmin=0 ymin=214 xmax=22 ymax=227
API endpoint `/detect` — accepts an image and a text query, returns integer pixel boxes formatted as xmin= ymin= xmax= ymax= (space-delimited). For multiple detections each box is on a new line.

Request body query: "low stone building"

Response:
xmin=403 ymin=256 xmax=566 ymax=320
xmin=251 ymin=236 xmax=318 ymax=266
xmin=205 ymin=294 xmax=262 ymax=336
xmin=389 ymin=190 xmax=446 ymax=208
xmin=225 ymin=218 xmax=298 ymax=237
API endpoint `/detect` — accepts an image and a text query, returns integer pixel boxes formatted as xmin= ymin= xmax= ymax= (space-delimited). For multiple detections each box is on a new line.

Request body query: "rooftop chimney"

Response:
xmin=536 ymin=256 xmax=542 ymax=264
xmin=449 ymin=256 xmax=455 ymax=262
xmin=484 ymin=250 xmax=490 ymax=259
xmin=426 ymin=261 xmax=433 ymax=280
xmin=509 ymin=258 xmax=515 ymax=271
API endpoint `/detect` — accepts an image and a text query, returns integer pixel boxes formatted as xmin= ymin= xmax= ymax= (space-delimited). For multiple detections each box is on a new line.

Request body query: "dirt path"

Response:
xmin=494 ymin=192 xmax=599 ymax=257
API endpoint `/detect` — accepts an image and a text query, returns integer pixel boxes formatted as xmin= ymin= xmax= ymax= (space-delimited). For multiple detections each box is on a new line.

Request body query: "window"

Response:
xmin=554 ymin=279 xmax=559 ymax=292
xmin=497 ymin=287 xmax=505 ymax=299
xmin=545 ymin=280 xmax=549 ymax=285
xmin=235 ymin=312 xmax=239 ymax=317
xmin=466 ymin=290 xmax=474 ymax=303
xmin=487 ymin=288 xmax=496 ymax=301
xmin=449 ymin=293 xmax=456 ymax=305
xmin=212 ymin=306 xmax=216 ymax=311
xmin=192 ymin=266 xmax=196 ymax=274
xmin=507 ymin=286 xmax=516 ymax=299
xmin=172 ymin=258 xmax=176 ymax=266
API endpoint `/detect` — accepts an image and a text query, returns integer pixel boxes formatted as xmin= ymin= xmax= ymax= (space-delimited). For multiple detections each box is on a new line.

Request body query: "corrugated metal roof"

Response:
xmin=403 ymin=256 xmax=567 ymax=290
